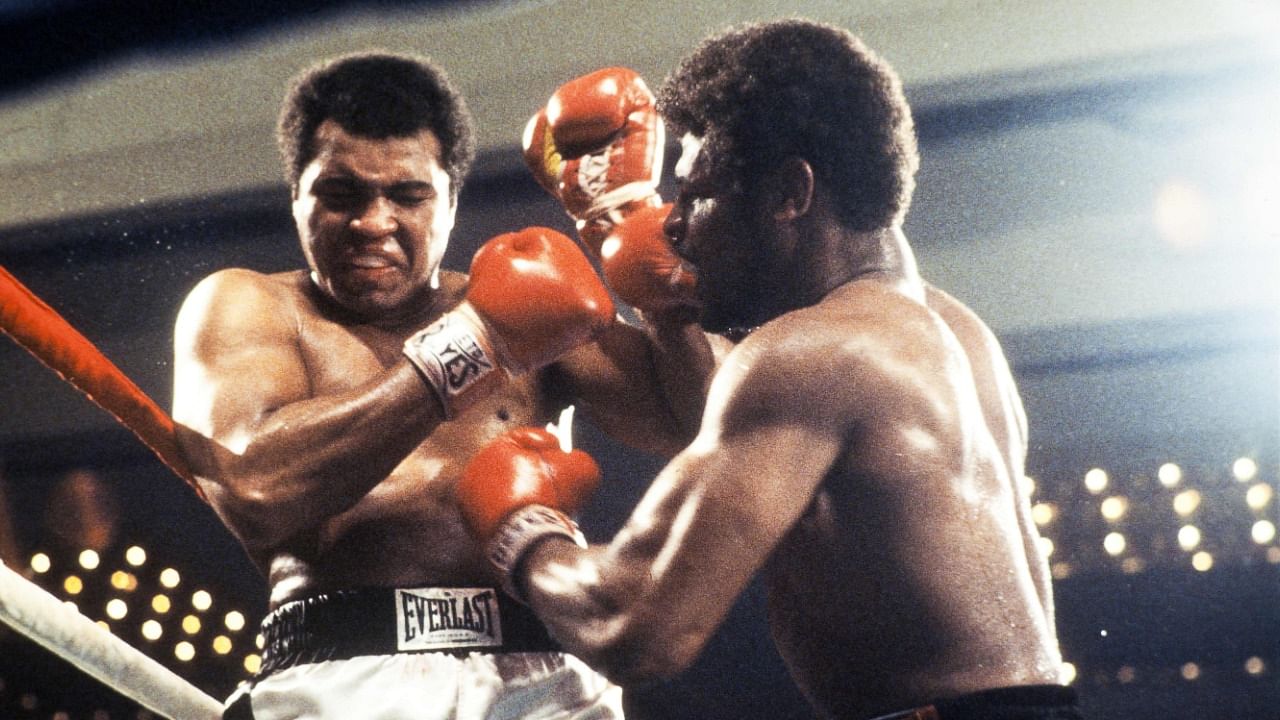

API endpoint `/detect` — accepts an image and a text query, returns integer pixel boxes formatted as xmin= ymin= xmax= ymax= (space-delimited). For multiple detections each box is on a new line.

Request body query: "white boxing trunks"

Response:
xmin=223 ymin=587 xmax=622 ymax=720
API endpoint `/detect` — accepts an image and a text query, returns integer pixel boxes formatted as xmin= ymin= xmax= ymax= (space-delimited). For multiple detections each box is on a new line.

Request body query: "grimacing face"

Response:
xmin=666 ymin=133 xmax=773 ymax=335
xmin=292 ymin=119 xmax=457 ymax=324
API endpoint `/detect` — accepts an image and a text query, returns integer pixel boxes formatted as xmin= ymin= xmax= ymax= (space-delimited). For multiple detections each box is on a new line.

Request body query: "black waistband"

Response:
xmin=256 ymin=587 xmax=561 ymax=678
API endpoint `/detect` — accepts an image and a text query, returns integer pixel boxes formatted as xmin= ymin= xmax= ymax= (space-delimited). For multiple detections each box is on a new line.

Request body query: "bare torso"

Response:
xmin=180 ymin=269 xmax=565 ymax=608
xmin=282 ymin=280 xmax=564 ymax=607
xmin=761 ymin=281 xmax=1060 ymax=717
xmin=452 ymin=270 xmax=1065 ymax=719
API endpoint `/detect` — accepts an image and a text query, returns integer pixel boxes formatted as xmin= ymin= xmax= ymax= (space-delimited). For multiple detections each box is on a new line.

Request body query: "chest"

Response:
xmin=297 ymin=318 xmax=407 ymax=383
xmin=294 ymin=313 xmax=554 ymax=430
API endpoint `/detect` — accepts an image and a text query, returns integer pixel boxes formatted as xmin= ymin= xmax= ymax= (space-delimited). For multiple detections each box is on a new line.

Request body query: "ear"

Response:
xmin=770 ymin=157 xmax=815 ymax=223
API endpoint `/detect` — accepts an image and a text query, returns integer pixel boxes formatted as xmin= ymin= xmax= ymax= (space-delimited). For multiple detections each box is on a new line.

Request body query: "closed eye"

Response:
xmin=386 ymin=182 xmax=434 ymax=207
xmin=313 ymin=180 xmax=368 ymax=210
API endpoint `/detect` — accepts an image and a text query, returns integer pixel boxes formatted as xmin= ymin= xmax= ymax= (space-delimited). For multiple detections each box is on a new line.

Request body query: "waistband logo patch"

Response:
xmin=395 ymin=587 xmax=504 ymax=651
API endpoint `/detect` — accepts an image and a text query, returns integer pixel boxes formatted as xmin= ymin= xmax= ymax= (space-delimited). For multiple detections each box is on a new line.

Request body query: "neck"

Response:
xmin=797 ymin=224 xmax=919 ymax=304
xmin=307 ymin=273 xmax=450 ymax=332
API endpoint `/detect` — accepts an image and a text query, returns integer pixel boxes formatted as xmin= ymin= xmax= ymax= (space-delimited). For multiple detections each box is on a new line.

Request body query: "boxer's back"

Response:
xmin=761 ymin=280 xmax=1062 ymax=719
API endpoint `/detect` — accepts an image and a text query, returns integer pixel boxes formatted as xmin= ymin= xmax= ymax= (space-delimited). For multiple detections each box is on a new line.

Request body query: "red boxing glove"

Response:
xmin=523 ymin=109 xmax=562 ymax=199
xmin=599 ymin=203 xmax=698 ymax=316
xmin=523 ymin=67 xmax=665 ymax=254
xmin=457 ymin=427 xmax=601 ymax=596
xmin=403 ymin=228 xmax=614 ymax=417
xmin=468 ymin=227 xmax=615 ymax=369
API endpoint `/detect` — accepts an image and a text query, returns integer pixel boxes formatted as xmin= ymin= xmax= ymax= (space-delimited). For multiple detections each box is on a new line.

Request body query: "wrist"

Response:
xmin=402 ymin=303 xmax=514 ymax=419
xmin=576 ymin=195 xmax=663 ymax=255
xmin=487 ymin=504 xmax=587 ymax=603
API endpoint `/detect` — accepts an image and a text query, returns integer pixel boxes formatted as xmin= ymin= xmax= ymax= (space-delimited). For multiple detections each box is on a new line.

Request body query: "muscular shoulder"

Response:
xmin=717 ymin=284 xmax=952 ymax=432
xmin=176 ymin=269 xmax=307 ymax=351
xmin=923 ymin=284 xmax=1003 ymax=359
xmin=182 ymin=268 xmax=303 ymax=315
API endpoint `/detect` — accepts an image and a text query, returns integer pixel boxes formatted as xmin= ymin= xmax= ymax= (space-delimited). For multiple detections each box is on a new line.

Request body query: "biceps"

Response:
xmin=173 ymin=317 xmax=309 ymax=451
xmin=609 ymin=425 xmax=842 ymax=628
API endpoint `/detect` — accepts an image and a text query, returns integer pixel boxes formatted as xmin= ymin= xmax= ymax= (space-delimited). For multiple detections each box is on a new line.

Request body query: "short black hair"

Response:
xmin=657 ymin=19 xmax=919 ymax=230
xmin=277 ymin=51 xmax=476 ymax=199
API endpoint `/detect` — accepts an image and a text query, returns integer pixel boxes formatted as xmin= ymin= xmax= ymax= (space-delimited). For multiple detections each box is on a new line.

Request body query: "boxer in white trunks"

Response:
xmin=171 ymin=50 xmax=714 ymax=720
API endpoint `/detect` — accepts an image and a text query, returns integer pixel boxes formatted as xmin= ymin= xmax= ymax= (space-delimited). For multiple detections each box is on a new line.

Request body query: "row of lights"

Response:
xmin=1028 ymin=457 xmax=1276 ymax=577
xmin=1062 ymin=655 xmax=1270 ymax=687
xmin=26 ymin=543 xmax=262 ymax=675
xmin=1032 ymin=482 xmax=1274 ymax=525
xmin=1079 ymin=458 xmax=1263 ymax=494
xmin=1031 ymin=458 xmax=1280 ymax=691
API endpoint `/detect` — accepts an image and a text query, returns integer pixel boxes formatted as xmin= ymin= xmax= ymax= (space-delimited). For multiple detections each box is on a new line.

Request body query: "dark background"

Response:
xmin=1 ymin=1 xmax=1278 ymax=718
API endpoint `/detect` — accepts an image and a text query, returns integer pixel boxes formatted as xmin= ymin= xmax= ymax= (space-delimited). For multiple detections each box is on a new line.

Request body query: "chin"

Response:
xmin=327 ymin=286 xmax=400 ymax=317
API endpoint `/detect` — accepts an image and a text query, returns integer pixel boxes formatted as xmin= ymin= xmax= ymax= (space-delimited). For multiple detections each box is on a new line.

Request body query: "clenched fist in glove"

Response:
xmin=522 ymin=66 xmax=665 ymax=255
xmin=403 ymin=227 xmax=614 ymax=418
xmin=599 ymin=203 xmax=697 ymax=317
xmin=456 ymin=427 xmax=601 ymax=598
xmin=524 ymin=67 xmax=697 ymax=316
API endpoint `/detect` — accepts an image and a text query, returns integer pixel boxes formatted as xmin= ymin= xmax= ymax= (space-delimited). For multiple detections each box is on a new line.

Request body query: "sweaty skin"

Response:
xmin=172 ymin=121 xmax=713 ymax=608
xmin=759 ymin=280 xmax=1061 ymax=716
xmin=513 ymin=136 xmax=1063 ymax=718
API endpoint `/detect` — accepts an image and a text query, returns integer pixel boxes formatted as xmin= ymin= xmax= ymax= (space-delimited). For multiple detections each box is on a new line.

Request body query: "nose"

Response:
xmin=349 ymin=195 xmax=398 ymax=237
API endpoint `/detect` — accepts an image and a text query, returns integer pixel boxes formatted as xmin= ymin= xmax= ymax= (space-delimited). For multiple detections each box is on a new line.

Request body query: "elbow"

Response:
xmin=180 ymin=433 xmax=296 ymax=552
xmin=177 ymin=423 xmax=330 ymax=554
xmin=579 ymin=620 xmax=704 ymax=686
xmin=204 ymin=474 xmax=300 ymax=553
xmin=523 ymin=547 xmax=708 ymax=684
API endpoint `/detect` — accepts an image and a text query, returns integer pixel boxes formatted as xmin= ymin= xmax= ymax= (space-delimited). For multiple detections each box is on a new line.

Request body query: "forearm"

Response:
xmin=454 ymin=426 xmax=676 ymax=681
xmin=521 ymin=538 xmax=691 ymax=685
xmin=640 ymin=313 xmax=719 ymax=441
xmin=191 ymin=361 xmax=444 ymax=548
xmin=460 ymin=430 xmax=748 ymax=684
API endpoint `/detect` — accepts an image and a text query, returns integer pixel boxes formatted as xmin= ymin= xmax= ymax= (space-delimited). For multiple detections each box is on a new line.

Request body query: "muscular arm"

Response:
xmin=553 ymin=312 xmax=725 ymax=458
xmin=638 ymin=313 xmax=732 ymax=442
xmin=520 ymin=333 xmax=848 ymax=684
xmin=171 ymin=269 xmax=445 ymax=555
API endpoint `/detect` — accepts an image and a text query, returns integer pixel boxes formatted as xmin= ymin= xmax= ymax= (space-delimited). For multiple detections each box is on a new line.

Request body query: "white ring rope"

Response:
xmin=0 ymin=559 xmax=224 ymax=719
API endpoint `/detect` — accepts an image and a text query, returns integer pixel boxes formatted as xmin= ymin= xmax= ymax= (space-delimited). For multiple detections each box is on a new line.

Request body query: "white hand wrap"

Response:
xmin=403 ymin=303 xmax=511 ymax=419
xmin=488 ymin=504 xmax=587 ymax=603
